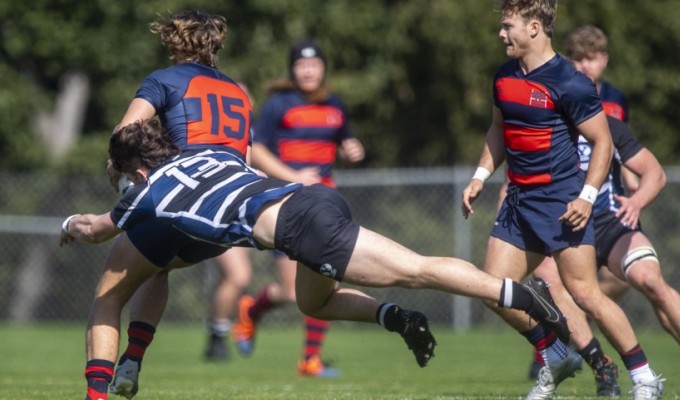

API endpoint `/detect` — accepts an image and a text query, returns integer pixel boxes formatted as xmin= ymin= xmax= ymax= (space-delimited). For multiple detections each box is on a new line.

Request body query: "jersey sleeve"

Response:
xmin=608 ymin=117 xmax=644 ymax=163
xmin=332 ymin=97 xmax=353 ymax=143
xmin=559 ymin=74 xmax=603 ymax=126
xmin=134 ymin=71 xmax=167 ymax=113
xmin=109 ymin=185 xmax=154 ymax=230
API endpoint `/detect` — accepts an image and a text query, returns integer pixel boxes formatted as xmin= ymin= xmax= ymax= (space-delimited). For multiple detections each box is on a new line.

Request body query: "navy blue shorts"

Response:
xmin=594 ymin=211 xmax=643 ymax=267
xmin=274 ymin=184 xmax=360 ymax=281
xmin=126 ymin=220 xmax=228 ymax=268
xmin=492 ymin=177 xmax=595 ymax=255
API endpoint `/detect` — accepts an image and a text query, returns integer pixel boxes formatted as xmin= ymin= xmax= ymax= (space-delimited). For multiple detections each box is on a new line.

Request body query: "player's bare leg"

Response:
xmin=481 ymin=238 xmax=583 ymax=399
xmin=556 ymin=244 xmax=664 ymax=398
xmin=555 ymin=245 xmax=637 ymax=352
xmin=532 ymin=257 xmax=621 ymax=396
xmin=85 ymin=233 xmax=159 ymax=400
xmin=347 ymin=228 xmax=504 ymax=299
xmin=295 ymin=262 xmax=436 ymax=368
xmin=598 ymin=267 xmax=631 ymax=301
xmin=206 ymin=248 xmax=252 ymax=361
xmin=608 ymin=232 xmax=680 ymax=344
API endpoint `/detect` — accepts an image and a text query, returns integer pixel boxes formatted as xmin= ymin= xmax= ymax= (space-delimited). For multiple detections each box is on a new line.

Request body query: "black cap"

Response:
xmin=289 ymin=39 xmax=325 ymax=69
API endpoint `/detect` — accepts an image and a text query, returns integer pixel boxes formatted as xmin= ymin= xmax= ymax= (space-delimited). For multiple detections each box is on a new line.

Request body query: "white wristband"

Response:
xmin=578 ymin=184 xmax=598 ymax=204
xmin=472 ymin=167 xmax=492 ymax=183
xmin=62 ymin=215 xmax=77 ymax=233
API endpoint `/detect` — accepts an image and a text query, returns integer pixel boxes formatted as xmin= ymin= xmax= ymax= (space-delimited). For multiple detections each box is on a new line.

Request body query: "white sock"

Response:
xmin=630 ymin=363 xmax=654 ymax=382
xmin=539 ymin=338 xmax=569 ymax=368
xmin=211 ymin=318 xmax=232 ymax=336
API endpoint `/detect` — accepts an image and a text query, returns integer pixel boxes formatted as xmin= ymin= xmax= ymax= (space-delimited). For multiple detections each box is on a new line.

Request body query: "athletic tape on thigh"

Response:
xmin=620 ymin=246 xmax=658 ymax=278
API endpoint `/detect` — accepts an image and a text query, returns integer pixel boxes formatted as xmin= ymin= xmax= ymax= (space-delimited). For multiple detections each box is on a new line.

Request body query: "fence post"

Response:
xmin=451 ymin=166 xmax=472 ymax=331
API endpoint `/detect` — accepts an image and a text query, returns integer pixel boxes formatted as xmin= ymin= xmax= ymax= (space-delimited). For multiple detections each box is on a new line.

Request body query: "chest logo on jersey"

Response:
xmin=529 ymin=89 xmax=549 ymax=108
xmin=496 ymin=77 xmax=555 ymax=110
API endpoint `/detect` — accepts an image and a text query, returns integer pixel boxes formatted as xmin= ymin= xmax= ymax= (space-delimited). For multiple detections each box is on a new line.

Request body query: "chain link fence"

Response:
xmin=2 ymin=168 xmax=679 ymax=334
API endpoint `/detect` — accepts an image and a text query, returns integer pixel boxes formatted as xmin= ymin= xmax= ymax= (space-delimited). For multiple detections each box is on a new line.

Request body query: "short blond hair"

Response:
xmin=495 ymin=0 xmax=558 ymax=37
xmin=565 ymin=25 xmax=608 ymax=61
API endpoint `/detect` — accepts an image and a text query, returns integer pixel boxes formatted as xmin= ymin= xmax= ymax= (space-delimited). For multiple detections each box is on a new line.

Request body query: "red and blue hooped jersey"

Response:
xmin=253 ymin=90 xmax=353 ymax=187
xmin=494 ymin=55 xmax=602 ymax=186
xmin=135 ymin=62 xmax=253 ymax=160
xmin=599 ymin=80 xmax=628 ymax=122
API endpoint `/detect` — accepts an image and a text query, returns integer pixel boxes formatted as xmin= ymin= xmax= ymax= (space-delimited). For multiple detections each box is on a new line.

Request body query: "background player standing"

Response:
xmin=231 ymin=39 xmax=364 ymax=378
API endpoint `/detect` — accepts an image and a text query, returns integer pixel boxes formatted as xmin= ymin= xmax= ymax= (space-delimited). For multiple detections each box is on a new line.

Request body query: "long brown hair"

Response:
xmin=150 ymin=10 xmax=228 ymax=66
xmin=109 ymin=120 xmax=179 ymax=175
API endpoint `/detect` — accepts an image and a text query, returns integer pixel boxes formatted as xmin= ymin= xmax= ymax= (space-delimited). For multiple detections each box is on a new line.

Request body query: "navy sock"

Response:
xmin=498 ymin=279 xmax=533 ymax=311
xmin=620 ymin=344 xmax=648 ymax=371
xmin=376 ymin=303 xmax=406 ymax=333
xmin=578 ymin=337 xmax=609 ymax=370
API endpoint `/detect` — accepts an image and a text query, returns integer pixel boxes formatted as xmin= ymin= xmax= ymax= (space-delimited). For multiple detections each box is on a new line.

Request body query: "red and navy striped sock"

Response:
xmin=533 ymin=348 xmax=545 ymax=366
xmin=302 ymin=316 xmax=330 ymax=361
xmin=620 ymin=343 xmax=648 ymax=371
xmin=249 ymin=286 xmax=277 ymax=322
xmin=521 ymin=323 xmax=570 ymax=367
xmin=84 ymin=359 xmax=114 ymax=400
xmin=118 ymin=321 xmax=155 ymax=368
xmin=521 ymin=323 xmax=556 ymax=351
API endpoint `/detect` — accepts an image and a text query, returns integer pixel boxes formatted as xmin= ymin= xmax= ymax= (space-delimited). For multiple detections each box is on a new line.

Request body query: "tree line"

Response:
xmin=2 ymin=0 xmax=680 ymax=175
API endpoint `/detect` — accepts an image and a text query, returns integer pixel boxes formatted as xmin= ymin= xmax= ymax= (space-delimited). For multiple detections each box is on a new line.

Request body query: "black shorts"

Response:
xmin=127 ymin=220 xmax=228 ymax=268
xmin=593 ymin=211 xmax=643 ymax=267
xmin=274 ymin=184 xmax=360 ymax=281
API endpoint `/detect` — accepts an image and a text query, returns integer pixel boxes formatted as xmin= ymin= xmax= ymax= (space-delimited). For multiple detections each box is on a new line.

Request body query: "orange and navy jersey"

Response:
xmin=493 ymin=55 xmax=602 ymax=186
xmin=253 ymin=90 xmax=352 ymax=187
xmin=599 ymin=80 xmax=628 ymax=123
xmin=135 ymin=62 xmax=253 ymax=160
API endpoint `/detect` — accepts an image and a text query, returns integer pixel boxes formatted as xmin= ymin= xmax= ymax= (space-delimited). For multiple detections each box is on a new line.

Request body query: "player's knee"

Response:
xmin=230 ymin=273 xmax=252 ymax=290
xmin=296 ymin=298 xmax=321 ymax=317
xmin=631 ymin=269 xmax=665 ymax=300
xmin=276 ymin=285 xmax=296 ymax=303
xmin=566 ymin=288 xmax=597 ymax=314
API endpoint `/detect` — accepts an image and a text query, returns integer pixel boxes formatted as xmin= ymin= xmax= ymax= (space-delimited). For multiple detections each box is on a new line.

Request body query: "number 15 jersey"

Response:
xmin=135 ymin=62 xmax=252 ymax=160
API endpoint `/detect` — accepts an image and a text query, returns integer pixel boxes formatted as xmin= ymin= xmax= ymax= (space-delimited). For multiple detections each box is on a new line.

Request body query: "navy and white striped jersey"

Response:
xmin=577 ymin=116 xmax=644 ymax=216
xmin=111 ymin=150 xmax=302 ymax=249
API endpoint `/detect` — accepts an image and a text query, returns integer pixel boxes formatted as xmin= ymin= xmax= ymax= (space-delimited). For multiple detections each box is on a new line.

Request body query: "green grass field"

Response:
xmin=1 ymin=323 xmax=678 ymax=399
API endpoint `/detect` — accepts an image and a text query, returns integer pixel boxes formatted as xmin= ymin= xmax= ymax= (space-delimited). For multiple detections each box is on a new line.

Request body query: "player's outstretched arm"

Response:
xmin=59 ymin=212 xmax=122 ymax=246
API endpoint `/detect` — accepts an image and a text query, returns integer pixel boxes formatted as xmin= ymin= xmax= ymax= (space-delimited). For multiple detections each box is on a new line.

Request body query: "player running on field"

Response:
xmin=523 ymin=116 xmax=676 ymax=398
xmin=525 ymin=22 xmax=632 ymax=386
xmin=461 ymin=1 xmax=665 ymax=399
xmin=230 ymin=38 xmax=365 ymax=378
xmin=523 ymin=25 xmax=675 ymax=398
